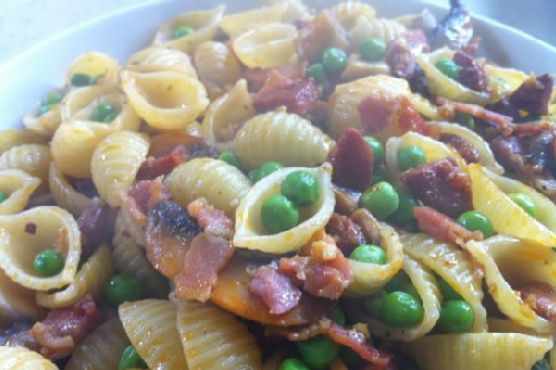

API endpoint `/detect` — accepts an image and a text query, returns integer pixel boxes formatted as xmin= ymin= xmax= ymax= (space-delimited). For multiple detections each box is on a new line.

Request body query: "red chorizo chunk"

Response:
xmin=414 ymin=206 xmax=482 ymax=244
xmin=328 ymin=128 xmax=373 ymax=191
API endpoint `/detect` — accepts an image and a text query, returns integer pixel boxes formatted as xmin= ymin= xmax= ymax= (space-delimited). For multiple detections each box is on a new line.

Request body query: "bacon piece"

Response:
xmin=296 ymin=10 xmax=349 ymax=63
xmin=320 ymin=319 xmax=392 ymax=368
xmin=453 ymin=51 xmax=488 ymax=92
xmin=349 ymin=208 xmax=382 ymax=245
xmin=333 ymin=185 xmax=361 ymax=215
xmin=187 ymin=198 xmax=234 ymax=239
xmin=325 ymin=213 xmax=365 ymax=255
xmin=386 ymin=40 xmax=416 ymax=79
xmin=439 ymin=133 xmax=480 ymax=163
xmin=149 ymin=133 xmax=203 ymax=158
xmin=253 ymin=74 xmax=319 ymax=116
xmin=519 ymin=281 xmax=556 ymax=322
xmin=358 ymin=95 xmax=394 ymax=135
xmin=174 ymin=232 xmax=234 ymax=302
xmin=137 ymin=145 xmax=189 ymax=180
xmin=509 ymin=74 xmax=553 ymax=116
xmin=400 ymin=158 xmax=472 ymax=218
xmin=128 ymin=178 xmax=172 ymax=214
xmin=30 ymin=295 xmax=100 ymax=360
xmin=414 ymin=206 xmax=482 ymax=244
xmin=485 ymin=98 xmax=521 ymax=122
xmin=328 ymin=128 xmax=373 ymax=191
xmin=77 ymin=199 xmax=116 ymax=258
xmin=244 ymin=64 xmax=306 ymax=92
xmin=265 ymin=321 xmax=322 ymax=341
xmin=398 ymin=100 xmax=439 ymax=138
xmin=401 ymin=29 xmax=430 ymax=54
xmin=249 ymin=265 xmax=302 ymax=315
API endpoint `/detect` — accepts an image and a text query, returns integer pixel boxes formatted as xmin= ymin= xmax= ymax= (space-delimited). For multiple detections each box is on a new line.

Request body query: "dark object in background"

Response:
xmin=428 ymin=0 xmax=473 ymax=50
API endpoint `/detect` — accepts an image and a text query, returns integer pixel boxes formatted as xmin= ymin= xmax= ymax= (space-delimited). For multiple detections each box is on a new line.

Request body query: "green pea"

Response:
xmin=340 ymin=347 xmax=366 ymax=368
xmin=33 ymin=249 xmax=64 ymax=277
xmin=91 ymin=102 xmax=119 ymax=123
xmin=372 ymin=166 xmax=387 ymax=184
xmin=36 ymin=104 xmax=55 ymax=117
xmin=322 ymin=47 xmax=348 ymax=74
xmin=350 ymin=244 xmax=387 ymax=265
xmin=437 ymin=276 xmax=462 ymax=300
xmin=306 ymin=63 xmax=326 ymax=83
xmin=261 ymin=194 xmax=299 ymax=234
xmin=457 ymin=210 xmax=494 ymax=238
xmin=532 ymin=358 xmax=551 ymax=370
xmin=330 ymin=304 xmax=346 ymax=326
xmin=118 ymin=345 xmax=147 ymax=370
xmin=249 ymin=161 xmax=284 ymax=182
xmin=435 ymin=58 xmax=461 ymax=80
xmin=454 ymin=112 xmax=475 ymax=131
xmin=508 ymin=192 xmax=536 ymax=217
xmin=381 ymin=291 xmax=424 ymax=328
xmin=360 ymin=38 xmax=387 ymax=61
xmin=281 ymin=171 xmax=320 ymax=207
xmin=105 ymin=274 xmax=144 ymax=306
xmin=359 ymin=181 xmax=399 ymax=220
xmin=0 ymin=191 xmax=7 ymax=203
xmin=363 ymin=290 xmax=387 ymax=319
xmin=435 ymin=300 xmax=474 ymax=333
xmin=278 ymin=358 xmax=311 ymax=370
xmin=364 ymin=135 xmax=385 ymax=164
xmin=218 ymin=151 xmax=242 ymax=169
xmin=297 ymin=335 xmax=339 ymax=369
xmin=385 ymin=272 xmax=411 ymax=292
xmin=389 ymin=188 xmax=418 ymax=224
xmin=70 ymin=73 xmax=98 ymax=87
xmin=398 ymin=146 xmax=427 ymax=171
xmin=398 ymin=282 xmax=421 ymax=302
xmin=44 ymin=91 xmax=63 ymax=105
xmin=173 ymin=25 xmax=194 ymax=39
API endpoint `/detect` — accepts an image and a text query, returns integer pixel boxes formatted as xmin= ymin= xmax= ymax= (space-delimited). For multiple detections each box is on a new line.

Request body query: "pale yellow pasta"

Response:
xmin=66 ymin=52 xmax=120 ymax=85
xmin=0 ymin=144 xmax=51 ymax=184
xmin=153 ymin=5 xmax=226 ymax=53
xmin=349 ymin=16 xmax=406 ymax=50
xmin=127 ymin=46 xmax=197 ymax=77
xmin=406 ymin=333 xmax=552 ymax=370
xmin=348 ymin=220 xmax=404 ymax=296
xmin=0 ymin=346 xmax=58 ymax=370
xmin=48 ymin=162 xmax=91 ymax=216
xmin=117 ymin=199 xmax=146 ymax=247
xmin=332 ymin=1 xmax=377 ymax=29
xmin=113 ymin=214 xmax=168 ymax=298
xmin=122 ymin=70 xmax=209 ymax=130
xmin=91 ymin=131 xmax=150 ymax=207
xmin=234 ymin=165 xmax=335 ymax=254
xmin=233 ymin=111 xmax=335 ymax=169
xmin=233 ymin=23 xmax=298 ymax=69
xmin=0 ymin=268 xmax=44 ymax=326
xmin=466 ymin=236 xmax=556 ymax=334
xmin=176 ymin=299 xmax=262 ymax=370
xmin=0 ymin=129 xmax=45 ymax=154
xmin=0 ymin=206 xmax=81 ymax=291
xmin=201 ymin=79 xmax=255 ymax=152
xmin=408 ymin=92 xmax=442 ymax=120
xmin=259 ymin=0 xmax=311 ymax=22
xmin=219 ymin=3 xmax=288 ymax=38
xmin=348 ymin=255 xmax=441 ymax=341
xmin=340 ymin=54 xmax=391 ymax=82
xmin=487 ymin=318 xmax=536 ymax=334
xmin=22 ymin=100 xmax=63 ymax=138
xmin=484 ymin=64 xmax=528 ymax=93
xmin=401 ymin=233 xmax=487 ymax=332
xmin=36 ymin=245 xmax=113 ymax=309
xmin=327 ymin=75 xmax=411 ymax=139
xmin=166 ymin=157 xmax=251 ymax=216
xmin=65 ymin=319 xmax=129 ymax=370
xmin=0 ymin=170 xmax=41 ymax=215
xmin=119 ymin=299 xmax=187 ymax=370
xmin=194 ymin=41 xmax=242 ymax=90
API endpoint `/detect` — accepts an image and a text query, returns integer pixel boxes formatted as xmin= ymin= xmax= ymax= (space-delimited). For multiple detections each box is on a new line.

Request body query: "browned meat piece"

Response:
xmin=453 ymin=51 xmax=488 ymax=92
xmin=77 ymin=199 xmax=116 ymax=258
xmin=187 ymin=198 xmax=234 ymax=240
xmin=349 ymin=208 xmax=382 ymax=245
xmin=249 ymin=265 xmax=302 ymax=315
xmin=413 ymin=206 xmax=482 ymax=244
xmin=386 ymin=40 xmax=416 ymax=80
xmin=296 ymin=10 xmax=349 ymax=63
xmin=519 ymin=281 xmax=556 ymax=322
xmin=137 ymin=145 xmax=189 ymax=180
xmin=333 ymin=185 xmax=361 ymax=215
xmin=509 ymin=74 xmax=553 ymax=116
xmin=325 ymin=213 xmax=365 ymax=254
xmin=439 ymin=133 xmax=480 ymax=163
xmin=328 ymin=128 xmax=373 ymax=191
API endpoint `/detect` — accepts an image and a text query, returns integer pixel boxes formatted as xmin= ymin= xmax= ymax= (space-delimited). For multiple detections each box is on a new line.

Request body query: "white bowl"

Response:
xmin=0 ymin=0 xmax=555 ymax=128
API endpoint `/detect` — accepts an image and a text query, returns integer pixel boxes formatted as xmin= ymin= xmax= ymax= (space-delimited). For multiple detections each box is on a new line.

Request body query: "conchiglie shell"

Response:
xmin=201 ymin=79 xmax=255 ymax=152
xmin=466 ymin=236 xmax=556 ymax=334
xmin=48 ymin=162 xmax=91 ymax=216
xmin=66 ymin=52 xmax=120 ymax=85
xmin=347 ymin=255 xmax=441 ymax=341
xmin=484 ymin=64 xmax=528 ymax=93
xmin=0 ymin=129 xmax=45 ymax=154
xmin=91 ymin=131 xmax=150 ymax=207
xmin=406 ymin=333 xmax=552 ymax=370
xmin=127 ymin=46 xmax=198 ymax=77
xmin=349 ymin=16 xmax=406 ymax=51
xmin=0 ymin=268 xmax=44 ymax=326
xmin=401 ymin=233 xmax=487 ymax=332
xmin=175 ymin=299 xmax=262 ymax=370
xmin=65 ymin=319 xmax=129 ymax=370
xmin=0 ymin=144 xmax=51 ymax=184
xmin=467 ymin=164 xmax=556 ymax=248
xmin=219 ymin=3 xmax=288 ymax=38
xmin=0 ymin=170 xmax=41 ymax=215
xmin=340 ymin=54 xmax=391 ymax=83
xmin=194 ymin=41 xmax=242 ymax=90
xmin=408 ymin=93 xmax=442 ymax=120
xmin=331 ymin=1 xmax=377 ymax=29
xmin=22 ymin=102 xmax=62 ymax=138
xmin=119 ymin=299 xmax=187 ymax=370
xmin=487 ymin=317 xmax=536 ymax=334
xmin=0 ymin=206 xmax=81 ymax=291
xmin=234 ymin=165 xmax=335 ymax=254
xmin=166 ymin=158 xmax=251 ymax=216
xmin=153 ymin=5 xmax=225 ymax=53
xmin=122 ymin=70 xmax=209 ymax=130
xmin=438 ymin=121 xmax=504 ymax=174
xmin=233 ymin=23 xmax=298 ymax=69
xmin=233 ymin=111 xmax=335 ymax=169
xmin=0 ymin=346 xmax=58 ymax=370
xmin=36 ymin=245 xmax=113 ymax=309
xmin=259 ymin=0 xmax=311 ymax=22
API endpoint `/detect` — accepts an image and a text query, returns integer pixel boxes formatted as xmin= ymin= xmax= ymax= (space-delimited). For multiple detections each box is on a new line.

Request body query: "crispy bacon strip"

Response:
xmin=328 ymin=128 xmax=373 ymax=191
xmin=414 ymin=206 xmax=482 ymax=244
xmin=249 ymin=265 xmax=302 ymax=315
xmin=519 ymin=281 xmax=556 ymax=322
xmin=137 ymin=145 xmax=189 ymax=180
xmin=77 ymin=199 xmax=116 ymax=258
xmin=187 ymin=198 xmax=234 ymax=239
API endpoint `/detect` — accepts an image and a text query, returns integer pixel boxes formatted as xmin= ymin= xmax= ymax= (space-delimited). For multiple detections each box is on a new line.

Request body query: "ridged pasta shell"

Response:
xmin=22 ymin=102 xmax=62 ymax=138
xmin=127 ymin=46 xmax=198 ymax=77
xmin=175 ymin=299 xmax=262 ymax=370
xmin=48 ymin=162 xmax=91 ymax=216
xmin=349 ymin=16 xmax=406 ymax=51
xmin=402 ymin=233 xmax=487 ymax=332
xmin=194 ymin=41 xmax=242 ymax=90
xmin=219 ymin=3 xmax=288 ymax=38
xmin=0 ymin=268 xmax=44 ymax=326
xmin=0 ymin=144 xmax=51 ymax=184
xmin=119 ymin=299 xmax=187 ymax=370
xmin=484 ymin=64 xmax=528 ymax=93
xmin=66 ymin=52 xmax=120 ymax=85
xmin=91 ymin=131 xmax=150 ymax=207
xmin=331 ymin=1 xmax=377 ymax=29
xmin=234 ymin=165 xmax=335 ymax=254
xmin=0 ymin=206 xmax=81 ymax=291
xmin=408 ymin=93 xmax=442 ymax=120
xmin=406 ymin=333 xmax=552 ymax=370
xmin=466 ymin=236 xmax=556 ymax=334
xmin=259 ymin=0 xmax=311 ymax=22
xmin=36 ymin=245 xmax=113 ymax=309
xmin=0 ymin=346 xmax=58 ymax=370
xmin=0 ymin=129 xmax=45 ymax=154
xmin=233 ymin=111 xmax=335 ymax=169
xmin=0 ymin=169 xmax=41 ymax=215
